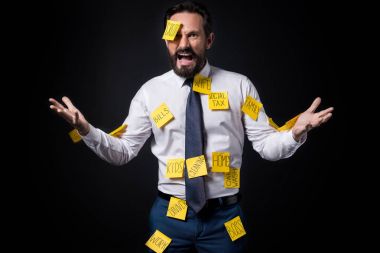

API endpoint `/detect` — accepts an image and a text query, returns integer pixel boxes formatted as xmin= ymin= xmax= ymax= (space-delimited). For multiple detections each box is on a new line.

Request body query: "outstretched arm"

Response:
xmin=49 ymin=96 xmax=90 ymax=135
xmin=292 ymin=97 xmax=334 ymax=142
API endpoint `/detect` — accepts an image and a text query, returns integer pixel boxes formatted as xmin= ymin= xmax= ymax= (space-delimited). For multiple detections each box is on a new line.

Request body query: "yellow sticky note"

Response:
xmin=109 ymin=124 xmax=127 ymax=137
xmin=68 ymin=129 xmax=82 ymax=143
xmin=209 ymin=92 xmax=229 ymax=110
xmin=186 ymin=155 xmax=208 ymax=179
xmin=166 ymin=197 xmax=188 ymax=221
xmin=224 ymin=168 xmax=240 ymax=188
xmin=162 ymin=20 xmax=181 ymax=41
xmin=193 ymin=74 xmax=212 ymax=94
xmin=268 ymin=117 xmax=280 ymax=130
xmin=241 ymin=96 xmax=263 ymax=121
xmin=151 ymin=103 xmax=175 ymax=128
xmin=224 ymin=216 xmax=246 ymax=241
xmin=145 ymin=230 xmax=172 ymax=253
xmin=166 ymin=158 xmax=185 ymax=178
xmin=278 ymin=114 xmax=300 ymax=131
xmin=212 ymin=152 xmax=230 ymax=172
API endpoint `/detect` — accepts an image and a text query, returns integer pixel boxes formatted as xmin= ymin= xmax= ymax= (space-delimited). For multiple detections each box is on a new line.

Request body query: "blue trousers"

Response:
xmin=148 ymin=196 xmax=246 ymax=253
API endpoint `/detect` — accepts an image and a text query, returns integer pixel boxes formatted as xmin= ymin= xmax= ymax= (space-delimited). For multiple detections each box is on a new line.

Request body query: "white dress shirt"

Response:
xmin=82 ymin=62 xmax=305 ymax=199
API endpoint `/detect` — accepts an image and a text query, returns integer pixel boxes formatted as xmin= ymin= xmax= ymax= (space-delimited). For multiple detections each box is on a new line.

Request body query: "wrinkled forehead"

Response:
xmin=169 ymin=12 xmax=205 ymax=34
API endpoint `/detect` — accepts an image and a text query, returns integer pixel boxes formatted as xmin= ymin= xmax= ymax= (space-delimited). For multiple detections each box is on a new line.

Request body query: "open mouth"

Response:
xmin=176 ymin=52 xmax=195 ymax=66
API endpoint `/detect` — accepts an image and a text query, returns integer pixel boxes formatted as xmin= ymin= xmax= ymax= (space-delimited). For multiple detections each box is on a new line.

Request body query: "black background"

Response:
xmin=28 ymin=0 xmax=351 ymax=252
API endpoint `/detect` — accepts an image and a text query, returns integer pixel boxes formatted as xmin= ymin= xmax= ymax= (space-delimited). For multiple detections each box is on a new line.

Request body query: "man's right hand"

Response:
xmin=49 ymin=96 xmax=90 ymax=136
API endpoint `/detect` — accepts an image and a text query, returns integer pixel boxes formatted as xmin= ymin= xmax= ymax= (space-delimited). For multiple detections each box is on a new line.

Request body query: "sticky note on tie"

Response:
xmin=224 ymin=168 xmax=240 ymax=188
xmin=68 ymin=129 xmax=82 ymax=143
xmin=109 ymin=124 xmax=127 ymax=137
xmin=145 ymin=230 xmax=172 ymax=253
xmin=241 ymin=95 xmax=263 ymax=121
xmin=268 ymin=117 xmax=280 ymax=130
xmin=209 ymin=92 xmax=229 ymax=110
xmin=151 ymin=103 xmax=175 ymax=128
xmin=162 ymin=20 xmax=181 ymax=41
xmin=166 ymin=158 xmax=185 ymax=178
xmin=278 ymin=114 xmax=300 ymax=131
xmin=192 ymin=74 xmax=212 ymax=94
xmin=166 ymin=197 xmax=188 ymax=220
xmin=212 ymin=152 xmax=230 ymax=172
xmin=224 ymin=216 xmax=246 ymax=241
xmin=186 ymin=155 xmax=208 ymax=178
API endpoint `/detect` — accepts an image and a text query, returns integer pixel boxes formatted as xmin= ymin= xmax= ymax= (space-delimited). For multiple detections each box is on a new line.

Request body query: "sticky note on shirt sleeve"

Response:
xmin=166 ymin=158 xmax=185 ymax=178
xmin=224 ymin=216 xmax=246 ymax=241
xmin=186 ymin=155 xmax=208 ymax=178
xmin=193 ymin=74 xmax=212 ymax=94
xmin=209 ymin=92 xmax=229 ymax=110
xmin=166 ymin=197 xmax=188 ymax=220
xmin=212 ymin=152 xmax=230 ymax=172
xmin=268 ymin=117 xmax=280 ymax=130
xmin=109 ymin=124 xmax=128 ymax=137
xmin=278 ymin=114 xmax=300 ymax=131
xmin=151 ymin=103 xmax=174 ymax=128
xmin=241 ymin=95 xmax=263 ymax=121
xmin=224 ymin=168 xmax=240 ymax=188
xmin=145 ymin=230 xmax=172 ymax=253
xmin=162 ymin=20 xmax=181 ymax=41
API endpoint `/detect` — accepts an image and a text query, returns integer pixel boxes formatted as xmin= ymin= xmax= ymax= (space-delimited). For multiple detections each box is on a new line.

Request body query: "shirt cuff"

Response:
xmin=286 ymin=130 xmax=307 ymax=147
xmin=81 ymin=124 xmax=101 ymax=145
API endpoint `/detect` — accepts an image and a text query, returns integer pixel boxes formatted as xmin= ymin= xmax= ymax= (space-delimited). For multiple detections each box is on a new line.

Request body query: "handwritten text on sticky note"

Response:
xmin=209 ymin=92 xmax=229 ymax=110
xmin=166 ymin=158 xmax=185 ymax=178
xmin=224 ymin=216 xmax=246 ymax=241
xmin=151 ymin=103 xmax=174 ymax=128
xmin=224 ymin=168 xmax=240 ymax=188
xmin=145 ymin=230 xmax=172 ymax=253
xmin=186 ymin=155 xmax=208 ymax=178
xmin=241 ymin=96 xmax=263 ymax=121
xmin=162 ymin=20 xmax=181 ymax=41
xmin=193 ymin=74 xmax=212 ymax=94
xmin=166 ymin=197 xmax=188 ymax=220
xmin=212 ymin=152 xmax=230 ymax=172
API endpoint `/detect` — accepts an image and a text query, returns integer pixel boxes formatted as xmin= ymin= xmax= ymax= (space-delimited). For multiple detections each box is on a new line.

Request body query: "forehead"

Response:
xmin=170 ymin=12 xmax=204 ymax=32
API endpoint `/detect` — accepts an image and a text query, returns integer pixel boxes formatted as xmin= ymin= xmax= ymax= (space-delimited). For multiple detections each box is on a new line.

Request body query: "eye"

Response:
xmin=188 ymin=33 xmax=198 ymax=39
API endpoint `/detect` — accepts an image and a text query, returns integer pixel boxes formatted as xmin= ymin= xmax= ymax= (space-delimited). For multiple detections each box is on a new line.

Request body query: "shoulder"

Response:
xmin=141 ymin=70 xmax=174 ymax=90
xmin=210 ymin=65 xmax=255 ymax=88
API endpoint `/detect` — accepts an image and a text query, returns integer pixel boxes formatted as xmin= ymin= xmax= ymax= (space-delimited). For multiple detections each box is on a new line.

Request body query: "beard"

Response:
xmin=168 ymin=46 xmax=206 ymax=78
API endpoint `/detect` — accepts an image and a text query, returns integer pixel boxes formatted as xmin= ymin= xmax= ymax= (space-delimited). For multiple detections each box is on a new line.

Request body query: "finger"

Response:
xmin=62 ymin=96 xmax=77 ymax=111
xmin=49 ymin=98 xmax=66 ymax=110
xmin=317 ymin=107 xmax=334 ymax=118
xmin=306 ymin=97 xmax=321 ymax=113
xmin=73 ymin=111 xmax=79 ymax=125
xmin=321 ymin=113 xmax=333 ymax=124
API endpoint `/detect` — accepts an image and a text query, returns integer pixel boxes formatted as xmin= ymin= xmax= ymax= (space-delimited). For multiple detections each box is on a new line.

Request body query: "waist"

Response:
xmin=158 ymin=190 xmax=241 ymax=208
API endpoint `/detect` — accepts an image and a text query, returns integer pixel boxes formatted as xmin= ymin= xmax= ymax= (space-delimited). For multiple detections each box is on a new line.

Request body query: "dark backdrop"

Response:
xmin=29 ymin=0 xmax=349 ymax=252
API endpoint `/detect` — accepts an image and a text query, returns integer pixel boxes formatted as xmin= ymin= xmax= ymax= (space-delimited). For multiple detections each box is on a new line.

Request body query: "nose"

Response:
xmin=178 ymin=34 xmax=190 ymax=49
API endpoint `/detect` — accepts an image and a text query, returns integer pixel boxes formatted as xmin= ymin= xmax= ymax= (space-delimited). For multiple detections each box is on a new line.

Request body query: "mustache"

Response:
xmin=175 ymin=47 xmax=196 ymax=56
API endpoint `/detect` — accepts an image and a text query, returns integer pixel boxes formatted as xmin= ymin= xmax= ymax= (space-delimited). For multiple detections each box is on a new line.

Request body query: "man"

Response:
xmin=49 ymin=1 xmax=333 ymax=252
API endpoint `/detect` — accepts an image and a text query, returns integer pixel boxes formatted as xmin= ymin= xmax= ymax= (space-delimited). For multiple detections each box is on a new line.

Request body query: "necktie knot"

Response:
xmin=184 ymin=78 xmax=193 ymax=87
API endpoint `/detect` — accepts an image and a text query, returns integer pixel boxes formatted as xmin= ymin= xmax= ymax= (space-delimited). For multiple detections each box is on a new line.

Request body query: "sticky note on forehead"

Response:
xmin=193 ymin=74 xmax=212 ymax=94
xmin=145 ymin=230 xmax=172 ymax=253
xmin=241 ymin=95 xmax=263 ymax=121
xmin=162 ymin=20 xmax=181 ymax=41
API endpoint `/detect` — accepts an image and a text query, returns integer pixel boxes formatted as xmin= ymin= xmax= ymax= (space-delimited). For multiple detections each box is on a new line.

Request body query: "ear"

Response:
xmin=164 ymin=39 xmax=169 ymax=48
xmin=206 ymin=32 xmax=215 ymax=50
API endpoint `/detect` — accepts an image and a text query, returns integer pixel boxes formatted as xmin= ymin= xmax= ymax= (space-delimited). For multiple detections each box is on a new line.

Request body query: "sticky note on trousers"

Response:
xmin=145 ymin=230 xmax=172 ymax=253
xmin=224 ymin=216 xmax=246 ymax=241
xmin=166 ymin=197 xmax=188 ymax=220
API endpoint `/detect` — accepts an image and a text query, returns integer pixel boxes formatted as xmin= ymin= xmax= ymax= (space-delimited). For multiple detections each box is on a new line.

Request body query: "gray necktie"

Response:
xmin=184 ymin=78 xmax=206 ymax=213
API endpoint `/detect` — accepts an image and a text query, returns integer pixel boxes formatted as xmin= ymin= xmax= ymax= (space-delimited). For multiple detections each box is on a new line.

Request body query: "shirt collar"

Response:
xmin=171 ymin=61 xmax=211 ymax=87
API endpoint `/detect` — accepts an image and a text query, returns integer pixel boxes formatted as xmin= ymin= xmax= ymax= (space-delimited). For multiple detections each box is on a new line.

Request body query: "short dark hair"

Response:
xmin=164 ymin=1 xmax=213 ymax=37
